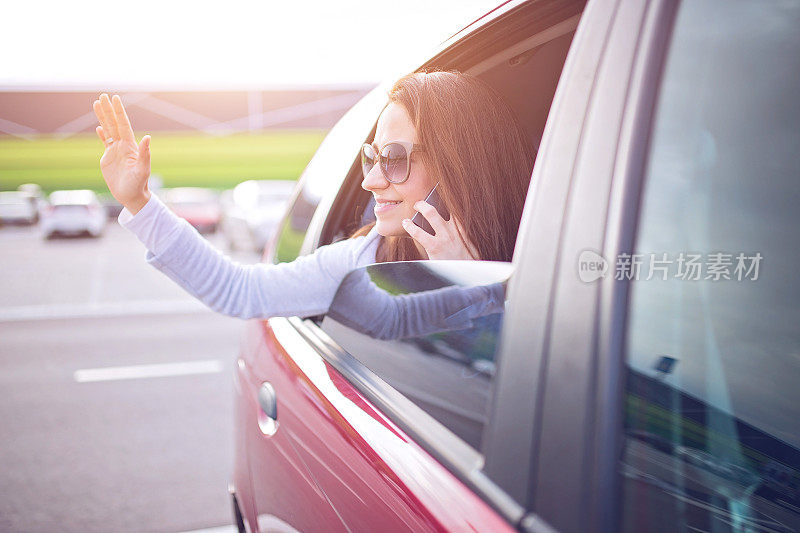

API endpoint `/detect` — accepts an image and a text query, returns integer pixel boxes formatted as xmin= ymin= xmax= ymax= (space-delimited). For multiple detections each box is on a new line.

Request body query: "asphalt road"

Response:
xmin=0 ymin=219 xmax=261 ymax=533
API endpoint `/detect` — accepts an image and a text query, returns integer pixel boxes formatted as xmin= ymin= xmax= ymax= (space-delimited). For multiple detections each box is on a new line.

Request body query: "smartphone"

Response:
xmin=412 ymin=184 xmax=451 ymax=236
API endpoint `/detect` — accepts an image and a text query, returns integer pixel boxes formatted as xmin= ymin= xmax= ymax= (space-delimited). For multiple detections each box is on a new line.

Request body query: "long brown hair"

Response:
xmin=356 ymin=70 xmax=534 ymax=263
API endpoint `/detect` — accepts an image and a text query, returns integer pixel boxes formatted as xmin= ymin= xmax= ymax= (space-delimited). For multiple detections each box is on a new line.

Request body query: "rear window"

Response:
xmin=53 ymin=205 xmax=89 ymax=211
xmin=0 ymin=193 xmax=28 ymax=204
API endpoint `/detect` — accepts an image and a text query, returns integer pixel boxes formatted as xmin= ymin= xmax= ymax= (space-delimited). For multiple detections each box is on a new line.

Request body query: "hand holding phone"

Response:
xmin=412 ymin=184 xmax=450 ymax=235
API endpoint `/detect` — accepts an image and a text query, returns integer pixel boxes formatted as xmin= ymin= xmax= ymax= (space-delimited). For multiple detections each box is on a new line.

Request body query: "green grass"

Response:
xmin=0 ymin=130 xmax=328 ymax=193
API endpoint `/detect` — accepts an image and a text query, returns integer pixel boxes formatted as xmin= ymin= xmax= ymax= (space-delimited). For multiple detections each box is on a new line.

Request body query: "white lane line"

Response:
xmin=178 ymin=526 xmax=237 ymax=533
xmin=0 ymin=299 xmax=210 ymax=323
xmin=74 ymin=360 xmax=224 ymax=383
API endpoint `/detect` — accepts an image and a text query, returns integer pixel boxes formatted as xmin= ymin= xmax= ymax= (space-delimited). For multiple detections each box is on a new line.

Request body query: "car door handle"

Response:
xmin=258 ymin=382 xmax=277 ymax=420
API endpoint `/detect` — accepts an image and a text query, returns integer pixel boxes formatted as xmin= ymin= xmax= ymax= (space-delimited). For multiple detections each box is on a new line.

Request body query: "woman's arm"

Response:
xmin=327 ymin=270 xmax=505 ymax=340
xmin=95 ymin=92 xmax=381 ymax=320
xmin=119 ymin=192 xmax=380 ymax=319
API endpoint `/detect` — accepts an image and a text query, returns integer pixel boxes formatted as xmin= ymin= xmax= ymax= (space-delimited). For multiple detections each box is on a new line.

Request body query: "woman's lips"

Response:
xmin=374 ymin=200 xmax=402 ymax=214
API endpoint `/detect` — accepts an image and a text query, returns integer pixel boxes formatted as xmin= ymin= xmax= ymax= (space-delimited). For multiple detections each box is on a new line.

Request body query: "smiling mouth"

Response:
xmin=374 ymin=199 xmax=402 ymax=214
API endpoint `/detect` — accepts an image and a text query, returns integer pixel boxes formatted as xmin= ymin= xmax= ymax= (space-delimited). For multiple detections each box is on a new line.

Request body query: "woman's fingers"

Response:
xmin=94 ymin=97 xmax=114 ymax=140
xmin=99 ymin=94 xmax=120 ymax=140
xmin=95 ymin=125 xmax=107 ymax=143
xmin=111 ymin=95 xmax=135 ymax=142
xmin=404 ymin=210 xmax=478 ymax=260
xmin=136 ymin=135 xmax=151 ymax=173
xmin=93 ymin=99 xmax=114 ymax=142
xmin=402 ymin=218 xmax=436 ymax=250
xmin=413 ymin=200 xmax=449 ymax=236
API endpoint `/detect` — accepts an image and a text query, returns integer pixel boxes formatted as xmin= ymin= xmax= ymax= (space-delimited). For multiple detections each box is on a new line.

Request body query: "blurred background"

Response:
xmin=0 ymin=1 xmax=499 ymax=531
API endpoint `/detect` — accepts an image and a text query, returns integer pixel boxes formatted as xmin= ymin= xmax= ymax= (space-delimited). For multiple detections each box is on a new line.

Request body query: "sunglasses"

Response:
xmin=361 ymin=140 xmax=424 ymax=184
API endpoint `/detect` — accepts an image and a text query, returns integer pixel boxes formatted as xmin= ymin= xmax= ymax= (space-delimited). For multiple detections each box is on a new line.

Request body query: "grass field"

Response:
xmin=0 ymin=130 xmax=327 ymax=194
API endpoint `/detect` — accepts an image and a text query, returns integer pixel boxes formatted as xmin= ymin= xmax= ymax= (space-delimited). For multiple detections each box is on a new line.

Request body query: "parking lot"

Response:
xmin=0 ymin=219 xmax=260 ymax=532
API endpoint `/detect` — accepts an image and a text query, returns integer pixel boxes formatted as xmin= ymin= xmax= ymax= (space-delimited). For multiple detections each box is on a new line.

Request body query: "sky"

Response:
xmin=2 ymin=0 xmax=504 ymax=90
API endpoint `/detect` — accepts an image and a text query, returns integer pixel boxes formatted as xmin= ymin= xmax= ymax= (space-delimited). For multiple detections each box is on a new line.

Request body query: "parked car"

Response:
xmin=0 ymin=191 xmax=38 ymax=225
xmin=17 ymin=183 xmax=46 ymax=220
xmin=41 ymin=190 xmax=106 ymax=238
xmin=220 ymin=179 xmax=296 ymax=252
xmin=230 ymin=1 xmax=800 ymax=532
xmin=162 ymin=187 xmax=221 ymax=234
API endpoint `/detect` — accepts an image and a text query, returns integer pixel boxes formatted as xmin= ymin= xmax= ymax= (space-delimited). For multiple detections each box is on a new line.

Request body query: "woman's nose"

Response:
xmin=361 ymin=163 xmax=389 ymax=192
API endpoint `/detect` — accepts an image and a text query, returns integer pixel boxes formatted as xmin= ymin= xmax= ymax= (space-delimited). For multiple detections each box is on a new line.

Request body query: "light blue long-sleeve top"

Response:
xmin=119 ymin=193 xmax=505 ymax=337
xmin=118 ymin=192 xmax=382 ymax=319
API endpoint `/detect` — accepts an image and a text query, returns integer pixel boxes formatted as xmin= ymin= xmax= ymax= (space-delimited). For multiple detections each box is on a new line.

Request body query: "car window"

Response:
xmin=273 ymin=185 xmax=320 ymax=263
xmin=271 ymin=86 xmax=389 ymax=263
xmin=321 ymin=261 xmax=510 ymax=451
xmin=620 ymin=1 xmax=800 ymax=531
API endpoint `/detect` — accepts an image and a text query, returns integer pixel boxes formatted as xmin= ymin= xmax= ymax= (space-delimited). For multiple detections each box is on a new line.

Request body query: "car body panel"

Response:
xmin=237 ymin=318 xmax=517 ymax=532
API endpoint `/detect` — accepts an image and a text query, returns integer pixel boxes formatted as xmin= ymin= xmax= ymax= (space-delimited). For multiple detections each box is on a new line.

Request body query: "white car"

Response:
xmin=41 ymin=190 xmax=107 ymax=239
xmin=220 ymin=180 xmax=296 ymax=252
xmin=0 ymin=191 xmax=38 ymax=225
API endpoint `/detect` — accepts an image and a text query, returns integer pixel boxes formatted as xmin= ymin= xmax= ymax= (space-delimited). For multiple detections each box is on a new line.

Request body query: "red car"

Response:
xmin=231 ymin=0 xmax=800 ymax=532
xmin=163 ymin=187 xmax=221 ymax=234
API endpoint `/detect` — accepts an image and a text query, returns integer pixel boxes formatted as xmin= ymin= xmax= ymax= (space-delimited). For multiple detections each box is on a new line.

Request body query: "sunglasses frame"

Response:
xmin=361 ymin=140 xmax=425 ymax=184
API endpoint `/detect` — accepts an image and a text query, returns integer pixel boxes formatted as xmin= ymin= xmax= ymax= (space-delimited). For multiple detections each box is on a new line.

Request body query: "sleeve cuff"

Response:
xmin=117 ymin=193 xmax=161 ymax=226
xmin=117 ymin=192 xmax=189 ymax=257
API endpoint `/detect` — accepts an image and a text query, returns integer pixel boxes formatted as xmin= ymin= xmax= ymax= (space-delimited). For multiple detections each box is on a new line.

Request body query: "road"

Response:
xmin=0 ymin=220 xmax=260 ymax=532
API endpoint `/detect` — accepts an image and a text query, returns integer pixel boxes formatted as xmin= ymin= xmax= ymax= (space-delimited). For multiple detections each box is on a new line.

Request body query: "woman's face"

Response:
xmin=361 ymin=102 xmax=436 ymax=237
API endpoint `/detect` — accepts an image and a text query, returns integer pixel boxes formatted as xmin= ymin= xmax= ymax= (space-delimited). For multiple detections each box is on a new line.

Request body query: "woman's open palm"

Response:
xmin=92 ymin=94 xmax=151 ymax=211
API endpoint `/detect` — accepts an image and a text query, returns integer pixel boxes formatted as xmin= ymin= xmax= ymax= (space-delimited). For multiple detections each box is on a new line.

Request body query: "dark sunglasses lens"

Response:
xmin=381 ymin=143 xmax=409 ymax=183
xmin=361 ymin=144 xmax=376 ymax=177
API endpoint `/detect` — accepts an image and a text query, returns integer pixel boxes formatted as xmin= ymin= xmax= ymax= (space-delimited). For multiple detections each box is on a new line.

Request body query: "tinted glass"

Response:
xmin=322 ymin=261 xmax=510 ymax=451
xmin=272 ymin=85 xmax=389 ymax=263
xmin=381 ymin=143 xmax=409 ymax=183
xmin=620 ymin=1 xmax=800 ymax=531
xmin=273 ymin=186 xmax=319 ymax=263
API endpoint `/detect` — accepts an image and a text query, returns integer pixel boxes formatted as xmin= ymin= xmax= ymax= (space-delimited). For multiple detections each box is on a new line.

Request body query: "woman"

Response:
xmin=92 ymin=70 xmax=533 ymax=320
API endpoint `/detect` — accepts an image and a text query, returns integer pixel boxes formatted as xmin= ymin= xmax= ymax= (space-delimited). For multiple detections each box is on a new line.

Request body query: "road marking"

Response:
xmin=178 ymin=527 xmax=237 ymax=533
xmin=0 ymin=299 xmax=210 ymax=323
xmin=74 ymin=360 xmax=224 ymax=383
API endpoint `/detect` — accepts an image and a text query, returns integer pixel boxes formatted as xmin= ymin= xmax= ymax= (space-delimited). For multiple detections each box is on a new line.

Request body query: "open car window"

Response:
xmin=319 ymin=14 xmax=580 ymax=248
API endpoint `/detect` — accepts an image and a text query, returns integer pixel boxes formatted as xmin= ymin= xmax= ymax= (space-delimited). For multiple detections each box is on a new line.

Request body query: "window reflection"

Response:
xmin=322 ymin=261 xmax=511 ymax=450
xmin=620 ymin=1 xmax=800 ymax=531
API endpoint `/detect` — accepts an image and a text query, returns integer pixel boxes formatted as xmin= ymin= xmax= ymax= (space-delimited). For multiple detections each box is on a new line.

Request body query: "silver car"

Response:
xmin=0 ymin=191 xmax=39 ymax=225
xmin=220 ymin=179 xmax=296 ymax=252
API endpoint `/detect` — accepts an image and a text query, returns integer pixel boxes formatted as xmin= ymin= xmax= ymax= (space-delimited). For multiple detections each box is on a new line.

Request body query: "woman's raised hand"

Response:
xmin=92 ymin=94 xmax=151 ymax=214
xmin=401 ymin=200 xmax=480 ymax=260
